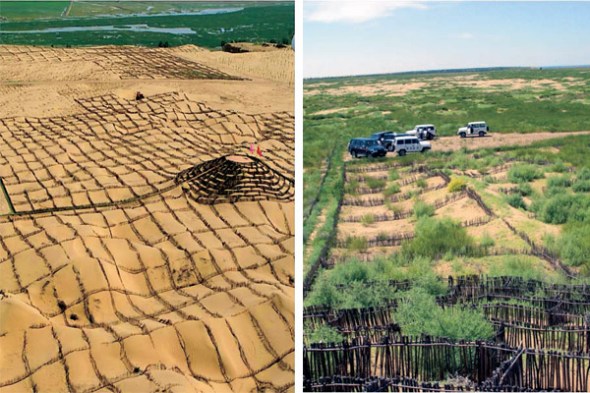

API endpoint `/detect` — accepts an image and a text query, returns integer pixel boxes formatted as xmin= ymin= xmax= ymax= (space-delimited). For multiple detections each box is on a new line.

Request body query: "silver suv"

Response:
xmin=407 ymin=124 xmax=436 ymax=140
xmin=392 ymin=136 xmax=431 ymax=156
xmin=458 ymin=121 xmax=489 ymax=138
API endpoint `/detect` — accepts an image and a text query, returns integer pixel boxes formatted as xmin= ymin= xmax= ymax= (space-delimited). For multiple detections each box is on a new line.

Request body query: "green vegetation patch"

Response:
xmin=0 ymin=3 xmax=294 ymax=48
xmin=508 ymin=164 xmax=544 ymax=183
xmin=402 ymin=217 xmax=478 ymax=260
xmin=395 ymin=289 xmax=495 ymax=340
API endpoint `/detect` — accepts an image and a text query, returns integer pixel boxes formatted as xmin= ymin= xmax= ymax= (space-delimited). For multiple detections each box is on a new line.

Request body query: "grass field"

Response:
xmin=304 ymin=68 xmax=590 ymax=321
xmin=0 ymin=2 xmax=294 ymax=48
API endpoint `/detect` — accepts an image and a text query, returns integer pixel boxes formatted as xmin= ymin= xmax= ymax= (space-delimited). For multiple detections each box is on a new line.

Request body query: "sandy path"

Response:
xmin=434 ymin=131 xmax=590 ymax=152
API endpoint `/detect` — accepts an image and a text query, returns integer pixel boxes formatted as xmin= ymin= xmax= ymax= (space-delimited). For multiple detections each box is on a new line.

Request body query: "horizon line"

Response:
xmin=304 ymin=64 xmax=590 ymax=81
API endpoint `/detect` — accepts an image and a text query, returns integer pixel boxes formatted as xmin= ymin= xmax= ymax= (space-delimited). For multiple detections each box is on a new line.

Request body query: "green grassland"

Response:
xmin=304 ymin=69 xmax=590 ymax=328
xmin=305 ymin=136 xmax=590 ymax=341
xmin=304 ymin=68 xmax=590 ymax=222
xmin=0 ymin=2 xmax=294 ymax=48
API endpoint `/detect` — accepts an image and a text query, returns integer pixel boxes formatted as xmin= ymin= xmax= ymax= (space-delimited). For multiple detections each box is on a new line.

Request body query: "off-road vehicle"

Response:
xmin=348 ymin=138 xmax=387 ymax=158
xmin=392 ymin=136 xmax=431 ymax=156
xmin=458 ymin=121 xmax=489 ymax=138
xmin=371 ymin=131 xmax=410 ymax=151
xmin=406 ymin=124 xmax=437 ymax=140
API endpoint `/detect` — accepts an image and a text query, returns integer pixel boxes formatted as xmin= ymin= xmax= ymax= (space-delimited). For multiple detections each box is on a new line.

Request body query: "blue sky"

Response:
xmin=304 ymin=1 xmax=590 ymax=77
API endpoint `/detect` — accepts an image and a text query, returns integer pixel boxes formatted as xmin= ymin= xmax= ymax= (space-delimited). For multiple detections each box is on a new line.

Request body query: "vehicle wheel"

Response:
xmin=460 ymin=132 xmax=466 ymax=138
xmin=353 ymin=151 xmax=358 ymax=158
xmin=398 ymin=150 xmax=406 ymax=157
xmin=479 ymin=131 xmax=485 ymax=137
xmin=427 ymin=133 xmax=434 ymax=141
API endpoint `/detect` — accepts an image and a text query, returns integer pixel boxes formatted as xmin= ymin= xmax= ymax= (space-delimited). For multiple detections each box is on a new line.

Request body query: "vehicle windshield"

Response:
xmin=365 ymin=140 xmax=377 ymax=146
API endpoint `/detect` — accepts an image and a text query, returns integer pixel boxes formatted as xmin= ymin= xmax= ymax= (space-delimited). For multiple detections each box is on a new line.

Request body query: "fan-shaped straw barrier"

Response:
xmin=176 ymin=154 xmax=295 ymax=204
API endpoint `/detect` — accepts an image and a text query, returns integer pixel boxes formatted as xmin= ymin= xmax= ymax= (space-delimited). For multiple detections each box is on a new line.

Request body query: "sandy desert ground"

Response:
xmin=0 ymin=44 xmax=294 ymax=392
xmin=433 ymin=131 xmax=590 ymax=152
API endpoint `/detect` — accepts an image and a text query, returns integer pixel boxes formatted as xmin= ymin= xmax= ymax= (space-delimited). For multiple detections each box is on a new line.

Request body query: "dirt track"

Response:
xmin=434 ymin=131 xmax=590 ymax=152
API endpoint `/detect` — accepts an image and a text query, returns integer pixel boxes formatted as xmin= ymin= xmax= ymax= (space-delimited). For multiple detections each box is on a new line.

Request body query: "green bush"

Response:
xmin=305 ymin=261 xmax=398 ymax=309
xmin=402 ymin=217 xmax=477 ymax=259
xmin=505 ymin=194 xmax=526 ymax=210
xmin=508 ymin=164 xmax=543 ymax=183
xmin=395 ymin=289 xmax=494 ymax=340
xmin=483 ymin=175 xmax=498 ymax=184
xmin=578 ymin=167 xmax=590 ymax=181
xmin=345 ymin=236 xmax=368 ymax=252
xmin=447 ymin=177 xmax=467 ymax=193
xmin=413 ymin=201 xmax=435 ymax=219
xmin=516 ymin=182 xmax=533 ymax=196
xmin=366 ymin=177 xmax=386 ymax=190
xmin=376 ymin=232 xmax=388 ymax=242
xmin=480 ymin=233 xmax=495 ymax=249
xmin=306 ymin=323 xmax=343 ymax=344
xmin=489 ymin=256 xmax=551 ymax=281
xmin=386 ymin=202 xmax=403 ymax=214
xmin=383 ymin=183 xmax=401 ymax=197
xmin=547 ymin=175 xmax=572 ymax=188
xmin=532 ymin=194 xmax=590 ymax=224
xmin=573 ymin=180 xmax=590 ymax=192
xmin=345 ymin=179 xmax=359 ymax=195
xmin=388 ymin=169 xmax=400 ymax=181
xmin=361 ymin=214 xmax=375 ymax=226
xmin=549 ymin=161 xmax=568 ymax=173
xmin=416 ymin=178 xmax=428 ymax=189
xmin=557 ymin=223 xmax=590 ymax=271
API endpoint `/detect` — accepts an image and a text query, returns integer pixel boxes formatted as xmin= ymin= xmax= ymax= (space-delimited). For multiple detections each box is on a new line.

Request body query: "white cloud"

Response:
xmin=305 ymin=1 xmax=428 ymax=24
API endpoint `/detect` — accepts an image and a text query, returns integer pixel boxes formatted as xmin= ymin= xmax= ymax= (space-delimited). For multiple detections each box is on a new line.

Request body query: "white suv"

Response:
xmin=393 ymin=136 xmax=431 ymax=156
xmin=406 ymin=124 xmax=436 ymax=140
xmin=458 ymin=121 xmax=489 ymax=138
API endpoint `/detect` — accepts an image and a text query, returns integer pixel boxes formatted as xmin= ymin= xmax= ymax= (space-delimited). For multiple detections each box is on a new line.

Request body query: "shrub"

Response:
xmin=480 ymin=232 xmax=495 ymax=249
xmin=305 ymin=276 xmax=340 ymax=308
xmin=448 ymin=152 xmax=471 ymax=171
xmin=388 ymin=169 xmax=400 ymax=181
xmin=505 ymin=194 xmax=526 ymax=210
xmin=383 ymin=183 xmax=401 ymax=197
xmin=376 ymin=232 xmax=388 ymax=242
xmin=549 ymin=161 xmax=568 ymax=173
xmin=361 ymin=214 xmax=375 ymax=226
xmin=416 ymin=178 xmax=428 ymax=189
xmin=557 ymin=223 xmax=590 ymax=270
xmin=516 ymin=182 xmax=533 ymax=196
xmin=402 ymin=217 xmax=477 ymax=259
xmin=483 ymin=175 xmax=498 ymax=184
xmin=489 ymin=256 xmax=549 ymax=281
xmin=345 ymin=236 xmax=368 ymax=252
xmin=448 ymin=177 xmax=467 ymax=193
xmin=544 ymin=184 xmax=566 ymax=197
xmin=578 ymin=167 xmax=590 ymax=181
xmin=306 ymin=323 xmax=343 ymax=344
xmin=547 ymin=175 xmax=572 ymax=188
xmin=386 ymin=202 xmax=402 ymax=215
xmin=366 ymin=177 xmax=386 ymax=190
xmin=305 ymin=260 xmax=398 ymax=309
xmin=508 ymin=164 xmax=543 ymax=183
xmin=395 ymin=289 xmax=494 ymax=340
xmin=573 ymin=180 xmax=590 ymax=193
xmin=413 ymin=201 xmax=434 ymax=219
xmin=533 ymin=194 xmax=590 ymax=224
xmin=345 ymin=179 xmax=359 ymax=195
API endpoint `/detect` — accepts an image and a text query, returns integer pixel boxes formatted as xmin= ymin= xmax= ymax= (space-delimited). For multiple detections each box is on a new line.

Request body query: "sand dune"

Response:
xmin=0 ymin=45 xmax=294 ymax=392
